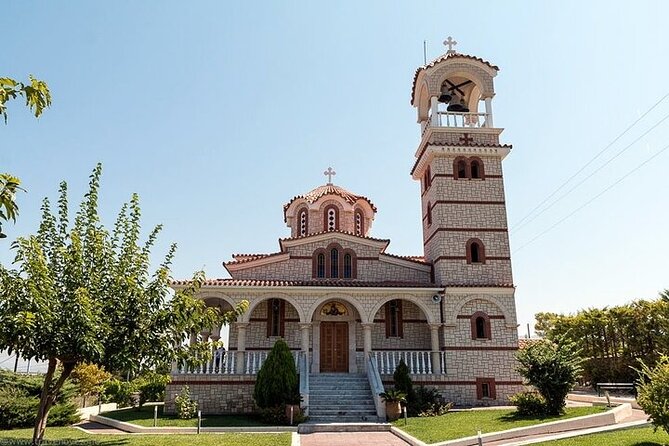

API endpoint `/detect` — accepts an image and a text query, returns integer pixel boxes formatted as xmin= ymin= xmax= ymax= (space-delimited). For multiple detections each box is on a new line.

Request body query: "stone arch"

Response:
xmin=200 ymin=294 xmax=237 ymax=312
xmin=450 ymin=294 xmax=514 ymax=328
xmin=417 ymin=80 xmax=431 ymax=122
xmin=368 ymin=295 xmax=437 ymax=325
xmin=430 ymin=64 xmax=495 ymax=100
xmin=243 ymin=293 xmax=306 ymax=323
xmin=306 ymin=294 xmax=366 ymax=323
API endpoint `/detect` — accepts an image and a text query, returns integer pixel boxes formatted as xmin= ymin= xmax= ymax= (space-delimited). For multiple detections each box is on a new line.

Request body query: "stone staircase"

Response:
xmin=308 ymin=373 xmax=379 ymax=422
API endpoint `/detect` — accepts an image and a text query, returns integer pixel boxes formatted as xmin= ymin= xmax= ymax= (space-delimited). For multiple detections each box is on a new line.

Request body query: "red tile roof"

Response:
xmin=171 ymin=279 xmax=438 ymax=288
xmin=381 ymin=252 xmax=431 ymax=265
xmin=444 ymin=283 xmax=515 ymax=288
xmin=226 ymin=252 xmax=283 ymax=265
xmin=283 ymin=183 xmax=377 ymax=221
xmin=411 ymin=52 xmax=499 ymax=104
xmin=279 ymin=229 xmax=390 ymax=246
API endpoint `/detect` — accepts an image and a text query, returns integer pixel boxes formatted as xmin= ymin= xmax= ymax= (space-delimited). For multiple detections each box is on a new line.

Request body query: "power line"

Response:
xmin=510 ymin=92 xmax=669 ymax=232
xmin=512 ymin=105 xmax=669 ymax=234
xmin=514 ymin=140 xmax=669 ymax=253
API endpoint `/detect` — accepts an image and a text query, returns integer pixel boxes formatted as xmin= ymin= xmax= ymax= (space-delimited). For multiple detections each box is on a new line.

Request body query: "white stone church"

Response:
xmin=165 ymin=40 xmax=523 ymax=420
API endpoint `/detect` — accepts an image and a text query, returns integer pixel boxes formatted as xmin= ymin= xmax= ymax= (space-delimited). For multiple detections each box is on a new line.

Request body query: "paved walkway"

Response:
xmin=74 ymin=421 xmax=128 ymax=435
xmin=300 ymin=432 xmax=409 ymax=446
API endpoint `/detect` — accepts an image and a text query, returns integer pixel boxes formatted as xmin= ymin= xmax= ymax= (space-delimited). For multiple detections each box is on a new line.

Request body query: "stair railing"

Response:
xmin=367 ymin=352 xmax=387 ymax=421
xmin=299 ymin=351 xmax=310 ymax=416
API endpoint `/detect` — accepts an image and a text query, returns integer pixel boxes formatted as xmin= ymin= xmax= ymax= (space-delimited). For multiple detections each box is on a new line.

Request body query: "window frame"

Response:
xmin=323 ymin=204 xmax=339 ymax=232
xmin=470 ymin=311 xmax=492 ymax=340
xmin=267 ymin=298 xmax=286 ymax=338
xmin=466 ymin=238 xmax=486 ymax=264
xmin=385 ymin=299 xmax=404 ymax=338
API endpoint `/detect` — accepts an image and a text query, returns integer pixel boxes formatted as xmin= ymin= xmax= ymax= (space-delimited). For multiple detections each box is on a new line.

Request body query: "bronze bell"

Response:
xmin=438 ymin=85 xmax=452 ymax=103
xmin=447 ymin=97 xmax=469 ymax=112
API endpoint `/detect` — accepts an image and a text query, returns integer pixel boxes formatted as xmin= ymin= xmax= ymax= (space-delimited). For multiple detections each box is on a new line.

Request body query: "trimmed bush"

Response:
xmin=174 ymin=385 xmax=198 ymax=419
xmin=135 ymin=371 xmax=171 ymax=407
xmin=253 ymin=339 xmax=299 ymax=409
xmin=102 ymin=378 xmax=137 ymax=408
xmin=0 ymin=370 xmax=79 ymax=429
xmin=510 ymin=391 xmax=547 ymax=416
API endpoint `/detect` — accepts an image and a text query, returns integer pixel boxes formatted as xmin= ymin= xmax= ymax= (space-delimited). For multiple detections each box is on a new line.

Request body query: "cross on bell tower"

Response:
xmin=443 ymin=36 xmax=457 ymax=54
xmin=324 ymin=167 xmax=336 ymax=184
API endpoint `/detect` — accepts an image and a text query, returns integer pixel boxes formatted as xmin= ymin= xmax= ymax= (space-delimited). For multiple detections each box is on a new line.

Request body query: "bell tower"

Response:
xmin=410 ymin=38 xmax=513 ymax=288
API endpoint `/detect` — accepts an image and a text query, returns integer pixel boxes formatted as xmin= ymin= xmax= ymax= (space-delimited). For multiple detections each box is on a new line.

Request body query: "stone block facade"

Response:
xmin=165 ymin=375 xmax=257 ymax=414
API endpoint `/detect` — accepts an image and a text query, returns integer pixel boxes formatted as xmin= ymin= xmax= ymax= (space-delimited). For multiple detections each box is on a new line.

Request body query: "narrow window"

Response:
xmin=267 ymin=299 xmax=284 ymax=337
xmin=385 ymin=300 xmax=403 ymax=338
xmin=476 ymin=316 xmax=486 ymax=339
xmin=299 ymin=209 xmax=308 ymax=236
xmin=426 ymin=202 xmax=432 ymax=226
xmin=355 ymin=210 xmax=364 ymax=236
xmin=471 ymin=243 xmax=481 ymax=263
xmin=324 ymin=206 xmax=338 ymax=231
xmin=317 ymin=253 xmax=325 ymax=278
xmin=343 ymin=253 xmax=352 ymax=278
xmin=330 ymin=248 xmax=339 ymax=278
xmin=481 ymin=383 xmax=490 ymax=398
xmin=470 ymin=160 xmax=480 ymax=179
xmin=426 ymin=165 xmax=432 ymax=187
xmin=457 ymin=160 xmax=467 ymax=179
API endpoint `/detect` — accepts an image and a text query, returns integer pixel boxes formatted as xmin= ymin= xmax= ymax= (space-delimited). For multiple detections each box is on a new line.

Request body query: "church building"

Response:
xmin=165 ymin=39 xmax=523 ymax=420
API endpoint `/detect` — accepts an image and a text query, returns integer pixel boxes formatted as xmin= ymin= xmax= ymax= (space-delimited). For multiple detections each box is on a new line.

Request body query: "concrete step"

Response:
xmin=298 ymin=422 xmax=389 ymax=433
xmin=310 ymin=399 xmax=376 ymax=405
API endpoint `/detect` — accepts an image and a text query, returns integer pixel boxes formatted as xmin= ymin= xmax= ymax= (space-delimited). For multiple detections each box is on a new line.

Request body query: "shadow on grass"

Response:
xmin=630 ymin=443 xmax=666 ymax=446
xmin=0 ymin=437 xmax=129 ymax=446
xmin=103 ymin=404 xmax=269 ymax=427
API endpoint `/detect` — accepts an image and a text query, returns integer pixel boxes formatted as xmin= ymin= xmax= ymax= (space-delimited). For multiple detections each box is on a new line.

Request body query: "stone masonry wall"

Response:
xmin=165 ymin=375 xmax=256 ymax=414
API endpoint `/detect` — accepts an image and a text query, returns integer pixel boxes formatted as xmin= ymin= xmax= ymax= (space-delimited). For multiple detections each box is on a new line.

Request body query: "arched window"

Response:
xmin=426 ymin=201 xmax=432 ymax=226
xmin=466 ymin=238 xmax=486 ymax=264
xmin=455 ymin=158 xmax=468 ymax=179
xmin=324 ymin=205 xmax=339 ymax=232
xmin=469 ymin=157 xmax=485 ymax=179
xmin=470 ymin=160 xmax=480 ymax=179
xmin=330 ymin=248 xmax=339 ymax=278
xmin=423 ymin=165 xmax=432 ymax=191
xmin=343 ymin=253 xmax=352 ymax=278
xmin=298 ymin=208 xmax=308 ymax=236
xmin=471 ymin=312 xmax=491 ymax=340
xmin=355 ymin=210 xmax=364 ymax=236
xmin=317 ymin=253 xmax=325 ymax=278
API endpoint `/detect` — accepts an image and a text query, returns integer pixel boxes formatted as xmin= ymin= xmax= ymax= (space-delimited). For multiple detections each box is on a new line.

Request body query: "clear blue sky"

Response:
xmin=3 ymin=0 xmax=669 ymax=335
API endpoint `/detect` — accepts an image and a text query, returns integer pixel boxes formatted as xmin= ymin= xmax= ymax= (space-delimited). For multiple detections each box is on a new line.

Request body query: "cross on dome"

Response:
xmin=443 ymin=36 xmax=457 ymax=54
xmin=324 ymin=167 xmax=336 ymax=184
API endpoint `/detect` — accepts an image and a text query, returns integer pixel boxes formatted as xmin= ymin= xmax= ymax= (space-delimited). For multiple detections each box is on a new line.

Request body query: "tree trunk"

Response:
xmin=32 ymin=358 xmax=75 ymax=446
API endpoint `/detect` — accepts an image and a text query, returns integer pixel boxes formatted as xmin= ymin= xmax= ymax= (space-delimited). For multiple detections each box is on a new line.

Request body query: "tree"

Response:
xmin=70 ymin=363 xmax=111 ymax=407
xmin=1 ymin=75 xmax=51 ymax=238
xmin=0 ymin=76 xmax=51 ymax=124
xmin=636 ymin=356 xmax=669 ymax=434
xmin=516 ymin=337 xmax=583 ymax=415
xmin=0 ymin=164 xmax=247 ymax=445
xmin=253 ymin=339 xmax=298 ymax=409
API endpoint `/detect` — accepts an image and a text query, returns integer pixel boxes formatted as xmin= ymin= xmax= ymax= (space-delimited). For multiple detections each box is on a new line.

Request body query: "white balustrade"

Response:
xmin=373 ymin=350 xmax=444 ymax=375
xmin=425 ymin=111 xmax=490 ymax=129
xmin=244 ymin=350 xmax=300 ymax=375
xmin=177 ymin=350 xmax=236 ymax=375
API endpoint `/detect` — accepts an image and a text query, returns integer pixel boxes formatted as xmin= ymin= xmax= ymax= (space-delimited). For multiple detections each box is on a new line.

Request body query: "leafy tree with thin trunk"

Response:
xmin=516 ymin=337 xmax=583 ymax=415
xmin=0 ymin=164 xmax=247 ymax=445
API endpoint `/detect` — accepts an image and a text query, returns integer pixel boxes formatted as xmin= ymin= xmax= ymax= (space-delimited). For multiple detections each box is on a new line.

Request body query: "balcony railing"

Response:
xmin=422 ymin=112 xmax=491 ymax=135
xmin=175 ymin=350 xmax=300 ymax=375
xmin=372 ymin=350 xmax=446 ymax=375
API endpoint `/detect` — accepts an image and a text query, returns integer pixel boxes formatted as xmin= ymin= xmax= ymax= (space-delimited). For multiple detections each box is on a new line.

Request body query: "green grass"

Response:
xmin=0 ymin=427 xmax=291 ymax=446
xmin=533 ymin=425 xmax=669 ymax=445
xmin=102 ymin=404 xmax=270 ymax=428
xmin=393 ymin=407 xmax=605 ymax=444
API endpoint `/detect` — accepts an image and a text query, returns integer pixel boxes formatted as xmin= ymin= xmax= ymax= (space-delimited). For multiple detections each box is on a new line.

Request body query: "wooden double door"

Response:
xmin=320 ymin=321 xmax=349 ymax=372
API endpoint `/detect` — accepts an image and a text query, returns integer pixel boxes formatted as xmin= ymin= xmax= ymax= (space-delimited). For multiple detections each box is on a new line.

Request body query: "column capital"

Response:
xmin=299 ymin=323 xmax=312 ymax=330
xmin=428 ymin=323 xmax=442 ymax=331
xmin=361 ymin=322 xmax=375 ymax=330
xmin=234 ymin=322 xmax=250 ymax=329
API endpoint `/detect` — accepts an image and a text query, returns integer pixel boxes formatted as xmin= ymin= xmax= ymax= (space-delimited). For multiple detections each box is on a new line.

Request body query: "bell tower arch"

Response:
xmin=410 ymin=39 xmax=513 ymax=287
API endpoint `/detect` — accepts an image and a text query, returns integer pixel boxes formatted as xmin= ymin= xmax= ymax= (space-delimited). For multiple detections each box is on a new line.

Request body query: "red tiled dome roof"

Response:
xmin=283 ymin=183 xmax=377 ymax=220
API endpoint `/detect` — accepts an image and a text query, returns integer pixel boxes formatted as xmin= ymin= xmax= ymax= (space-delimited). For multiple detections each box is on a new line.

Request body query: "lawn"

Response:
xmin=102 ymin=404 xmax=271 ymax=428
xmin=533 ymin=425 xmax=669 ymax=445
xmin=393 ymin=407 xmax=605 ymax=444
xmin=0 ymin=427 xmax=292 ymax=446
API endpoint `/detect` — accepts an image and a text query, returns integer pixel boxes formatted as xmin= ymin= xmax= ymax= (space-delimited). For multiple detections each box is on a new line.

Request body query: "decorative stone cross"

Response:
xmin=460 ymin=133 xmax=473 ymax=146
xmin=444 ymin=36 xmax=457 ymax=54
xmin=324 ymin=167 xmax=336 ymax=184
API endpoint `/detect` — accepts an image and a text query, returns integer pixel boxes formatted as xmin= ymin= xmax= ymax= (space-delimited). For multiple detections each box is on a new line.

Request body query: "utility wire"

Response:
xmin=511 ymin=92 xmax=669 ymax=232
xmin=512 ymin=105 xmax=669 ymax=234
xmin=514 ymin=140 xmax=669 ymax=253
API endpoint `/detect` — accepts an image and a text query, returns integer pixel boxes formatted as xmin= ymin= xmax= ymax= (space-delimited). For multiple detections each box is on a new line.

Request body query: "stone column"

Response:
xmin=430 ymin=96 xmax=439 ymax=126
xmin=210 ymin=324 xmax=221 ymax=343
xmin=361 ymin=323 xmax=374 ymax=370
xmin=235 ymin=322 xmax=249 ymax=374
xmin=484 ymin=97 xmax=494 ymax=127
xmin=299 ymin=323 xmax=311 ymax=353
xmin=429 ymin=323 xmax=442 ymax=375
